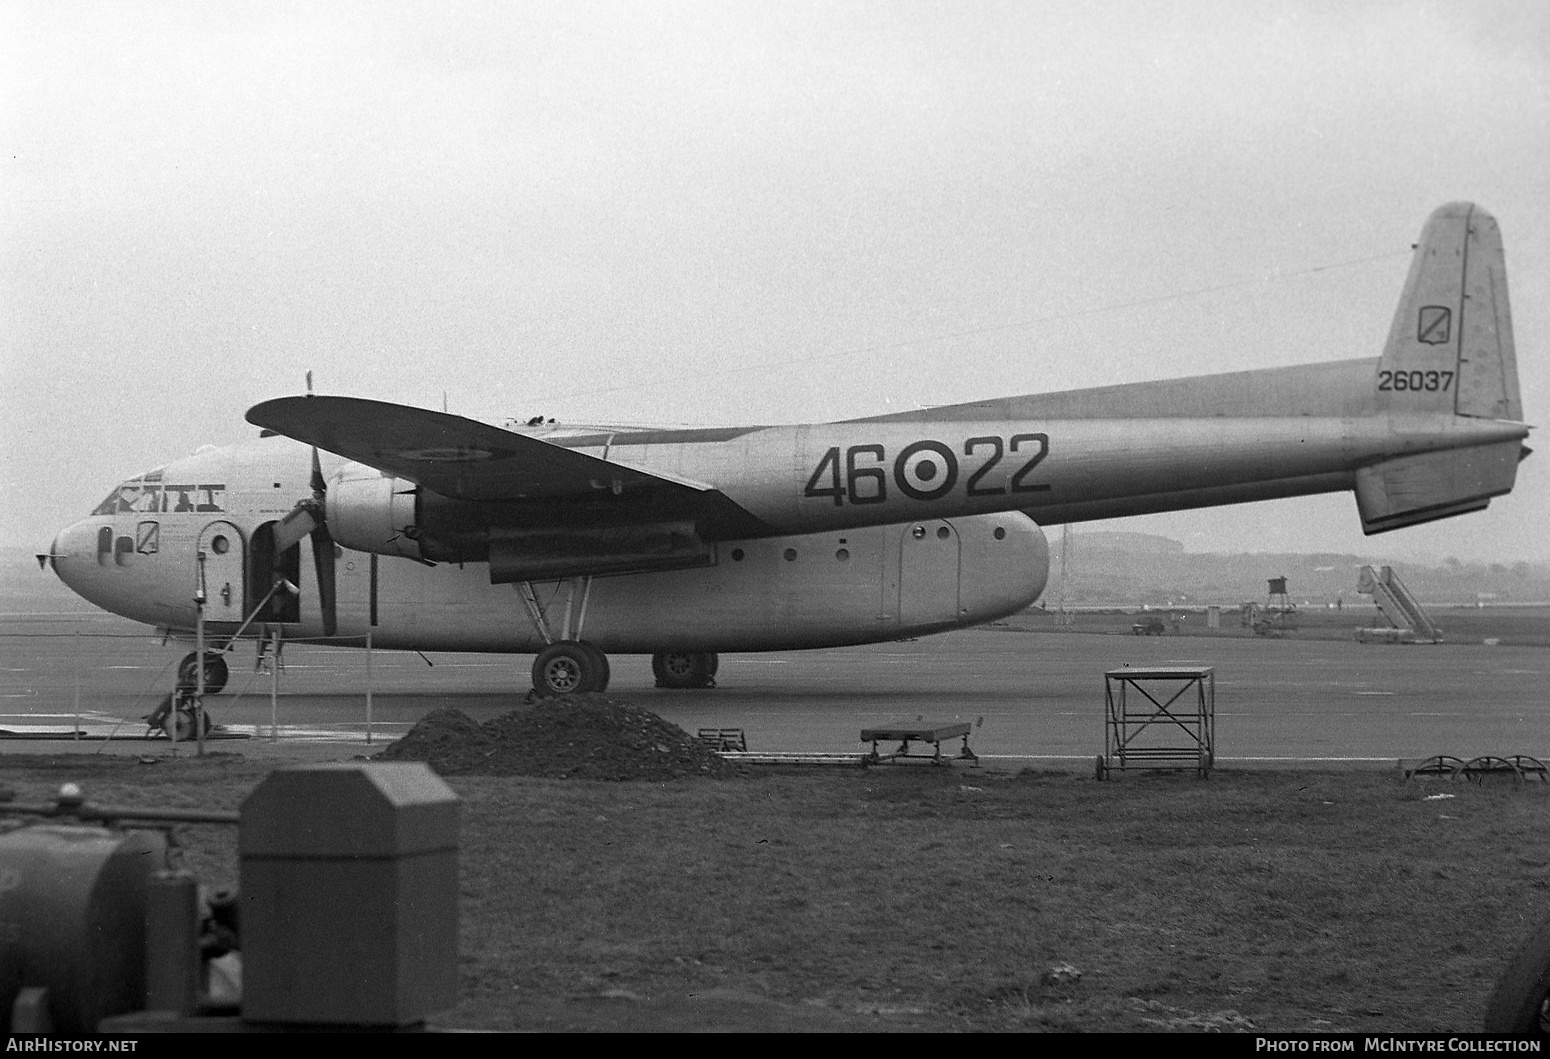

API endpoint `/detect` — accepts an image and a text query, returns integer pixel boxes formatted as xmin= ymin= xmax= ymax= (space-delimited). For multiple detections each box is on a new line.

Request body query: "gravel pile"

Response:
xmin=373 ymin=694 xmax=746 ymax=780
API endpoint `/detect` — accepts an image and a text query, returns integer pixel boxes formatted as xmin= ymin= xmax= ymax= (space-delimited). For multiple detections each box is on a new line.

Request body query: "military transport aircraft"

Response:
xmin=41 ymin=203 xmax=1530 ymax=701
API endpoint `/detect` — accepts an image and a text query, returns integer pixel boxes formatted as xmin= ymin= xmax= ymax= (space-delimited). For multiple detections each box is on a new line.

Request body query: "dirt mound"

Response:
xmin=373 ymin=694 xmax=745 ymax=780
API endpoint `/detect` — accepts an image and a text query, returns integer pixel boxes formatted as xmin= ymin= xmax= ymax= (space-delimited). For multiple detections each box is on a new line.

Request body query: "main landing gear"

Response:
xmin=652 ymin=651 xmax=718 ymax=690
xmin=513 ymin=578 xmax=718 ymax=697
xmin=531 ymin=641 xmax=612 ymax=697
xmin=526 ymin=644 xmax=721 ymax=696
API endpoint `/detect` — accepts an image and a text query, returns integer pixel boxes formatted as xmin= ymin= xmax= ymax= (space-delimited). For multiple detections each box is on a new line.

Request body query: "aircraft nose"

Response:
xmin=50 ymin=519 xmax=102 ymax=594
xmin=36 ymin=534 xmax=60 ymax=574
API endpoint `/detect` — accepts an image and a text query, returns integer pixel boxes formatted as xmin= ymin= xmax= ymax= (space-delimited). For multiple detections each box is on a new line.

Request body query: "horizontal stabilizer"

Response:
xmin=1354 ymin=440 xmax=1523 ymax=534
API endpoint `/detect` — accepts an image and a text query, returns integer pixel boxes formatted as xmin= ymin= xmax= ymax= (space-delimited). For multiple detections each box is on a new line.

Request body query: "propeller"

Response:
xmin=310 ymin=445 xmax=338 ymax=637
xmin=270 ymin=431 xmax=338 ymax=637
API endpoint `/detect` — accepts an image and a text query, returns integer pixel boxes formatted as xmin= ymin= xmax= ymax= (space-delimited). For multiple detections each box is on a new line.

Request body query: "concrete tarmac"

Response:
xmin=3 ymin=612 xmax=1545 ymax=768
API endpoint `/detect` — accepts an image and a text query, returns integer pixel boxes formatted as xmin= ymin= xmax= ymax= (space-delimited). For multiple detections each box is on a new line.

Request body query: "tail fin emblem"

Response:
xmin=1417 ymin=305 xmax=1451 ymax=345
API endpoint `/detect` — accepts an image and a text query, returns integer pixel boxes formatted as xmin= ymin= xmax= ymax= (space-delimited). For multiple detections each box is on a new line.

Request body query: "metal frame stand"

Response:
xmin=1100 ymin=666 xmax=1215 ymax=779
xmin=860 ymin=722 xmax=977 ymax=766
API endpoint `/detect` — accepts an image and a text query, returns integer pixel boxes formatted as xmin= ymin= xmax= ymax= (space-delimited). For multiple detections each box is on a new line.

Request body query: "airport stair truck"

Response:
xmin=1355 ymin=565 xmax=1442 ymax=644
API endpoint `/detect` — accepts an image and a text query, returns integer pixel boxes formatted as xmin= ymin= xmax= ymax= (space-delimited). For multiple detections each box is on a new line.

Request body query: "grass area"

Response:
xmin=6 ymin=754 xmax=1550 ymax=1032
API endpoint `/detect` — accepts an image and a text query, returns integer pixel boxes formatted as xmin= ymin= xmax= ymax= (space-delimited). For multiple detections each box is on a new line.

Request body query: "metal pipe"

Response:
xmin=1 ymin=793 xmax=239 ymax=826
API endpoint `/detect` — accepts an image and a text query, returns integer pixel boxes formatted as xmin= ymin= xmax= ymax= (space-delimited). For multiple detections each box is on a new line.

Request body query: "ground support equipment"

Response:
xmin=697 ymin=728 xmax=747 ymax=752
xmin=860 ymin=722 xmax=976 ymax=766
xmin=1099 ymin=666 xmax=1215 ymax=779
xmin=1401 ymin=754 xmax=1547 ymax=783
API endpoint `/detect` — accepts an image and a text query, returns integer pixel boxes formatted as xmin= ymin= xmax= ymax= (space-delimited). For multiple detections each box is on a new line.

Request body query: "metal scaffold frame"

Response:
xmin=1099 ymin=666 xmax=1215 ymax=779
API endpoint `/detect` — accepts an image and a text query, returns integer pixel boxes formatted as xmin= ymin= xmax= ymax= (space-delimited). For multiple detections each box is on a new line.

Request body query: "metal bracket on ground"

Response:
xmin=1401 ymin=754 xmax=1547 ymax=783
xmin=860 ymin=722 xmax=977 ymax=766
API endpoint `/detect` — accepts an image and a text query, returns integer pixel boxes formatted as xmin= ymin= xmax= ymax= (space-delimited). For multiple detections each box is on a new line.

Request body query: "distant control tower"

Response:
xmin=1253 ymin=576 xmax=1299 ymax=636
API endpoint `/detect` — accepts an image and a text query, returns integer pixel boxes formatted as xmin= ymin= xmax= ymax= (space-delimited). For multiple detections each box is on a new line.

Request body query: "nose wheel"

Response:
xmin=143 ymin=690 xmax=215 ymax=740
xmin=176 ymin=651 xmax=229 ymax=695
xmin=163 ymin=706 xmax=213 ymax=741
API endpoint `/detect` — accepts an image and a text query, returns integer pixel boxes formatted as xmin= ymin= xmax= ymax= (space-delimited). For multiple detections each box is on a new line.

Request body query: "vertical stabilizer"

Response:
xmin=1379 ymin=202 xmax=1521 ymax=420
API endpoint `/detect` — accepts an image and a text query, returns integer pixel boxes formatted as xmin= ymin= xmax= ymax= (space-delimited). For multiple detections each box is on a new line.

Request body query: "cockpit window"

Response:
xmin=91 ymin=470 xmax=226 ymax=515
xmin=93 ymin=469 xmax=164 ymax=515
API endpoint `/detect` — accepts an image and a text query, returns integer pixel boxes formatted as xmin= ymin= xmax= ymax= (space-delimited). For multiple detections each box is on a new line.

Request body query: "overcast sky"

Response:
xmin=4 ymin=1 xmax=1548 ymax=566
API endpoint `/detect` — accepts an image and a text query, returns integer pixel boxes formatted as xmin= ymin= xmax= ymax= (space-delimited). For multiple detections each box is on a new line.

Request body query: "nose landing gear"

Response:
xmin=176 ymin=651 xmax=229 ymax=695
xmin=143 ymin=685 xmax=215 ymax=740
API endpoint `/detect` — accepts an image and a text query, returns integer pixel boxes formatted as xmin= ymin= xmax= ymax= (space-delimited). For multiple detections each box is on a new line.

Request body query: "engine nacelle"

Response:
xmin=325 ymin=472 xmax=424 ymax=560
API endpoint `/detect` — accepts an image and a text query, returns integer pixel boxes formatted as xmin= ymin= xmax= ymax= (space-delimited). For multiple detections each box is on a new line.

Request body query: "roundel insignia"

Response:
xmin=893 ymin=440 xmax=958 ymax=501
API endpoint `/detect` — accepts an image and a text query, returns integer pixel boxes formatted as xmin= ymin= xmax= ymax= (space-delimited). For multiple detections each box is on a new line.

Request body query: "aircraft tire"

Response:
xmin=177 ymin=651 xmax=229 ymax=695
xmin=577 ymin=641 xmax=611 ymax=692
xmin=532 ymin=641 xmax=604 ymax=697
xmin=163 ymin=707 xmax=213 ymax=742
xmin=652 ymin=651 xmax=717 ymax=689
xmin=1483 ymin=915 xmax=1550 ymax=1035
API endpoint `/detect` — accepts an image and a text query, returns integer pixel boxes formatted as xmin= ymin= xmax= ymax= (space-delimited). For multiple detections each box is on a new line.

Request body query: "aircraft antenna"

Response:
xmin=306 ymin=371 xmax=314 ymax=396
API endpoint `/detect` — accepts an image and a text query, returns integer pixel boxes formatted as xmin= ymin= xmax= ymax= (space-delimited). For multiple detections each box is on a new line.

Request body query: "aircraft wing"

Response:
xmin=246 ymin=396 xmax=715 ymax=503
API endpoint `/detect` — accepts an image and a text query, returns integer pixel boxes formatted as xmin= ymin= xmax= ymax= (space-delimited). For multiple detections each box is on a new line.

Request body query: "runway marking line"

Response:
xmin=980 ymin=754 xmax=1397 ymax=763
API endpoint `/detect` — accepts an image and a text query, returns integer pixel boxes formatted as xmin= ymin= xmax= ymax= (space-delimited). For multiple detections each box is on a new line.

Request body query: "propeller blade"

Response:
xmin=313 ymin=524 xmax=337 ymax=637
xmin=310 ymin=444 xmax=327 ymax=499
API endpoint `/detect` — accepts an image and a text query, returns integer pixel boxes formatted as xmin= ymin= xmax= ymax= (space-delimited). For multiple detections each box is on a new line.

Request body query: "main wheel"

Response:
xmin=652 ymin=651 xmax=718 ymax=689
xmin=163 ymin=707 xmax=213 ymax=741
xmin=1484 ymin=915 xmax=1550 ymax=1035
xmin=177 ymin=651 xmax=229 ymax=695
xmin=531 ymin=641 xmax=605 ymax=697
xmin=577 ymin=641 xmax=611 ymax=692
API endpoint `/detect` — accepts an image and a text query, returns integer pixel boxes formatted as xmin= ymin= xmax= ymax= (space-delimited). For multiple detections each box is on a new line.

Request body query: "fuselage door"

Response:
xmin=198 ymin=521 xmax=246 ymax=622
xmin=898 ymin=519 xmax=961 ymax=629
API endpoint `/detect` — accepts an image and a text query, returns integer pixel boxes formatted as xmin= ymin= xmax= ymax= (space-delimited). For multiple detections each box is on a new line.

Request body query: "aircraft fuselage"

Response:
xmin=50 ymin=435 xmax=1052 ymax=654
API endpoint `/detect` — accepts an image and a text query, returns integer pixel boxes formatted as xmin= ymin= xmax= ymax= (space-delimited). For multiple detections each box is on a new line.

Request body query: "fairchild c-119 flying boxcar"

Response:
xmin=42 ymin=203 xmax=1530 ymax=699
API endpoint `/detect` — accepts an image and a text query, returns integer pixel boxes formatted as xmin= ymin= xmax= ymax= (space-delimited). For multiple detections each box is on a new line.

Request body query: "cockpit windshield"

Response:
xmin=91 ymin=469 xmax=226 ymax=516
